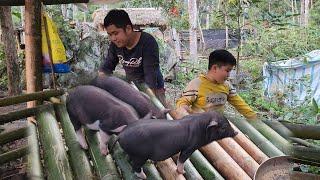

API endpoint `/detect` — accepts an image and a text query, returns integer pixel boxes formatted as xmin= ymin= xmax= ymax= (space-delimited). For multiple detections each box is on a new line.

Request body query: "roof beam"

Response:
xmin=0 ymin=0 xmax=89 ymax=6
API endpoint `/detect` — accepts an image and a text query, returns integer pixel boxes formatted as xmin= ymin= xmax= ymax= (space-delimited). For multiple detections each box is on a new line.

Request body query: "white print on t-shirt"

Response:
xmin=118 ymin=55 xmax=142 ymax=67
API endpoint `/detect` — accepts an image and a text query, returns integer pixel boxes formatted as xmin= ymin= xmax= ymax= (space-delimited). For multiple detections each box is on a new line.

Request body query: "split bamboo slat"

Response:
xmin=84 ymin=130 xmax=121 ymax=180
xmin=230 ymin=123 xmax=269 ymax=164
xmin=0 ymin=104 xmax=52 ymax=125
xmin=0 ymin=145 xmax=29 ymax=164
xmin=36 ymin=108 xmax=73 ymax=180
xmin=0 ymin=89 xmax=64 ymax=107
xmin=54 ymin=100 xmax=94 ymax=180
xmin=0 ymin=127 xmax=28 ymax=145
xmin=27 ymin=121 xmax=44 ymax=180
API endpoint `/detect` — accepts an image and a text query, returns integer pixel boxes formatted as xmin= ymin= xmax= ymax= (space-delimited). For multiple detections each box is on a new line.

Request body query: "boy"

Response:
xmin=99 ymin=9 xmax=166 ymax=105
xmin=176 ymin=49 xmax=257 ymax=120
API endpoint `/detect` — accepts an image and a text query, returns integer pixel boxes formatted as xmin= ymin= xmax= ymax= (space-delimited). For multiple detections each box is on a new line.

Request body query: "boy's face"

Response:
xmin=209 ymin=64 xmax=234 ymax=84
xmin=106 ymin=24 xmax=132 ymax=48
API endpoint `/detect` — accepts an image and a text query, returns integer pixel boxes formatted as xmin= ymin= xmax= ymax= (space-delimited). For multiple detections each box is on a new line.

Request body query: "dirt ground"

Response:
xmin=0 ymin=101 xmax=28 ymax=180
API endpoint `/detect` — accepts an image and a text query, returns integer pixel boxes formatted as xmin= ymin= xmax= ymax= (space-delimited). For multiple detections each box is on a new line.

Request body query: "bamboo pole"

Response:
xmin=0 ymin=89 xmax=64 ymax=107
xmin=225 ymin=113 xmax=284 ymax=157
xmin=217 ymin=137 xmax=259 ymax=178
xmin=0 ymin=145 xmax=29 ymax=164
xmin=36 ymin=108 xmax=73 ymax=180
xmin=263 ymin=120 xmax=320 ymax=148
xmin=189 ymin=150 xmax=224 ymax=180
xmin=27 ymin=121 xmax=44 ymax=180
xmin=54 ymin=100 xmax=94 ymax=180
xmin=84 ymin=130 xmax=120 ymax=180
xmin=230 ymin=123 xmax=269 ymax=164
xmin=108 ymin=135 xmax=163 ymax=180
xmin=200 ymin=142 xmax=251 ymax=180
xmin=0 ymin=127 xmax=29 ymax=145
xmin=280 ymin=121 xmax=320 ymax=140
xmin=0 ymin=104 xmax=52 ymax=125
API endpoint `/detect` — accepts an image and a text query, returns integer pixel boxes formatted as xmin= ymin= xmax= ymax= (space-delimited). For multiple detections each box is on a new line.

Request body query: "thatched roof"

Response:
xmin=92 ymin=8 xmax=168 ymax=31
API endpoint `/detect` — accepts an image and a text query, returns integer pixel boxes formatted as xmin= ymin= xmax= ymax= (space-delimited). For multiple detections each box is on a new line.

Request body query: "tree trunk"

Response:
xmin=0 ymin=6 xmax=21 ymax=95
xmin=188 ymin=0 xmax=198 ymax=64
xmin=300 ymin=0 xmax=305 ymax=26
xmin=304 ymin=0 xmax=310 ymax=26
xmin=223 ymin=1 xmax=229 ymax=48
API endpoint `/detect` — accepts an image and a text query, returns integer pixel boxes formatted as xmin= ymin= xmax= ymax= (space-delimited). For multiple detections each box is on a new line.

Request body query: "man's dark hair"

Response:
xmin=104 ymin=9 xmax=133 ymax=29
xmin=208 ymin=49 xmax=236 ymax=70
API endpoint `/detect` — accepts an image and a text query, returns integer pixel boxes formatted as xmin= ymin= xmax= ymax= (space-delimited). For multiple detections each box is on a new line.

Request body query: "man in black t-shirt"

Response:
xmin=99 ymin=9 xmax=167 ymax=106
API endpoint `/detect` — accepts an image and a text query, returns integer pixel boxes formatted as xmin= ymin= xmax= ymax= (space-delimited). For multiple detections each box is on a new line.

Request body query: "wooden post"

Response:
xmin=0 ymin=127 xmax=28 ymax=145
xmin=25 ymin=0 xmax=43 ymax=120
xmin=188 ymin=0 xmax=198 ymax=64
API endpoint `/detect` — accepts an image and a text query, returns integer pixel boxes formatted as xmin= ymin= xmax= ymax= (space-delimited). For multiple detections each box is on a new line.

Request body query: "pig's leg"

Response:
xmin=76 ymin=128 xmax=88 ymax=149
xmin=98 ymin=129 xmax=111 ymax=155
xmin=177 ymin=149 xmax=195 ymax=174
xmin=131 ymin=157 xmax=147 ymax=179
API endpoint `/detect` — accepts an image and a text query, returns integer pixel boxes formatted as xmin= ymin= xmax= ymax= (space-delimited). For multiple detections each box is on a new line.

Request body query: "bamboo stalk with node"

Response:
xmin=0 ymin=89 xmax=64 ymax=107
xmin=54 ymin=98 xmax=94 ymax=180
xmin=36 ymin=108 xmax=73 ymax=180
xmin=84 ymin=130 xmax=121 ymax=180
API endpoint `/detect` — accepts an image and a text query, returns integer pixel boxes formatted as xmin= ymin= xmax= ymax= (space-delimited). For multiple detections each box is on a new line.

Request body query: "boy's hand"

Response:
xmin=176 ymin=105 xmax=191 ymax=118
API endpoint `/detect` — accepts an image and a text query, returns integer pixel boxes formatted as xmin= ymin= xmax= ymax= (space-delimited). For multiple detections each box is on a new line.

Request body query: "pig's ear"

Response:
xmin=207 ymin=121 xmax=218 ymax=128
xmin=109 ymin=125 xmax=127 ymax=133
xmin=142 ymin=112 xmax=152 ymax=120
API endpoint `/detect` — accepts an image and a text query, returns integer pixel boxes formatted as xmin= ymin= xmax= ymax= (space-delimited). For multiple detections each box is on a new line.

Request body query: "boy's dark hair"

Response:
xmin=104 ymin=9 xmax=133 ymax=29
xmin=208 ymin=49 xmax=236 ymax=70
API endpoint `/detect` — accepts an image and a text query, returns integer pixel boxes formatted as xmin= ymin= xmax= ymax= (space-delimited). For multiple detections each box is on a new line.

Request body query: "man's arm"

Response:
xmin=142 ymin=35 xmax=161 ymax=89
xmin=99 ymin=43 xmax=119 ymax=76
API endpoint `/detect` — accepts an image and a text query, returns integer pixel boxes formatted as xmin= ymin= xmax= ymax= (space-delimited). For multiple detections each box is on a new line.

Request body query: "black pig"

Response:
xmin=113 ymin=111 xmax=237 ymax=179
xmin=91 ymin=75 xmax=169 ymax=119
xmin=66 ymin=85 xmax=146 ymax=155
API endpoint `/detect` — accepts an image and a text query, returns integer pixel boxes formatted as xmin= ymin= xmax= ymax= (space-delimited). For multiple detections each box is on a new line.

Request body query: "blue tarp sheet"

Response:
xmin=263 ymin=50 xmax=320 ymax=105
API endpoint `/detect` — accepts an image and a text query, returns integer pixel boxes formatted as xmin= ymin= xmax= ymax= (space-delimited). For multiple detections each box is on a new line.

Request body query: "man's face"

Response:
xmin=210 ymin=64 xmax=234 ymax=84
xmin=106 ymin=24 xmax=131 ymax=48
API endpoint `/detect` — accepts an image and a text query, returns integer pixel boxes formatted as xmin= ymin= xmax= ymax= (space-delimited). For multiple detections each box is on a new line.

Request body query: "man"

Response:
xmin=99 ymin=9 xmax=166 ymax=105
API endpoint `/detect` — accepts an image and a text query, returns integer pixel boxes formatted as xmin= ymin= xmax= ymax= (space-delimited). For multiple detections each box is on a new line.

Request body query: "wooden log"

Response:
xmin=84 ymin=130 xmax=120 ymax=180
xmin=27 ymin=121 xmax=44 ymax=180
xmin=217 ymin=137 xmax=259 ymax=178
xmin=0 ymin=104 xmax=52 ymax=125
xmin=0 ymin=0 xmax=89 ymax=6
xmin=230 ymin=123 xmax=269 ymax=164
xmin=0 ymin=145 xmax=29 ymax=164
xmin=25 ymin=0 xmax=43 ymax=119
xmin=108 ymin=135 xmax=163 ymax=180
xmin=225 ymin=113 xmax=284 ymax=157
xmin=0 ymin=127 xmax=29 ymax=145
xmin=172 ymin=154 xmax=203 ymax=180
xmin=36 ymin=109 xmax=73 ymax=180
xmin=0 ymin=89 xmax=64 ymax=107
xmin=189 ymin=150 xmax=224 ymax=180
xmin=279 ymin=121 xmax=320 ymax=140
xmin=200 ymin=142 xmax=251 ymax=180
xmin=54 ymin=101 xmax=94 ymax=180
xmin=156 ymin=159 xmax=186 ymax=180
